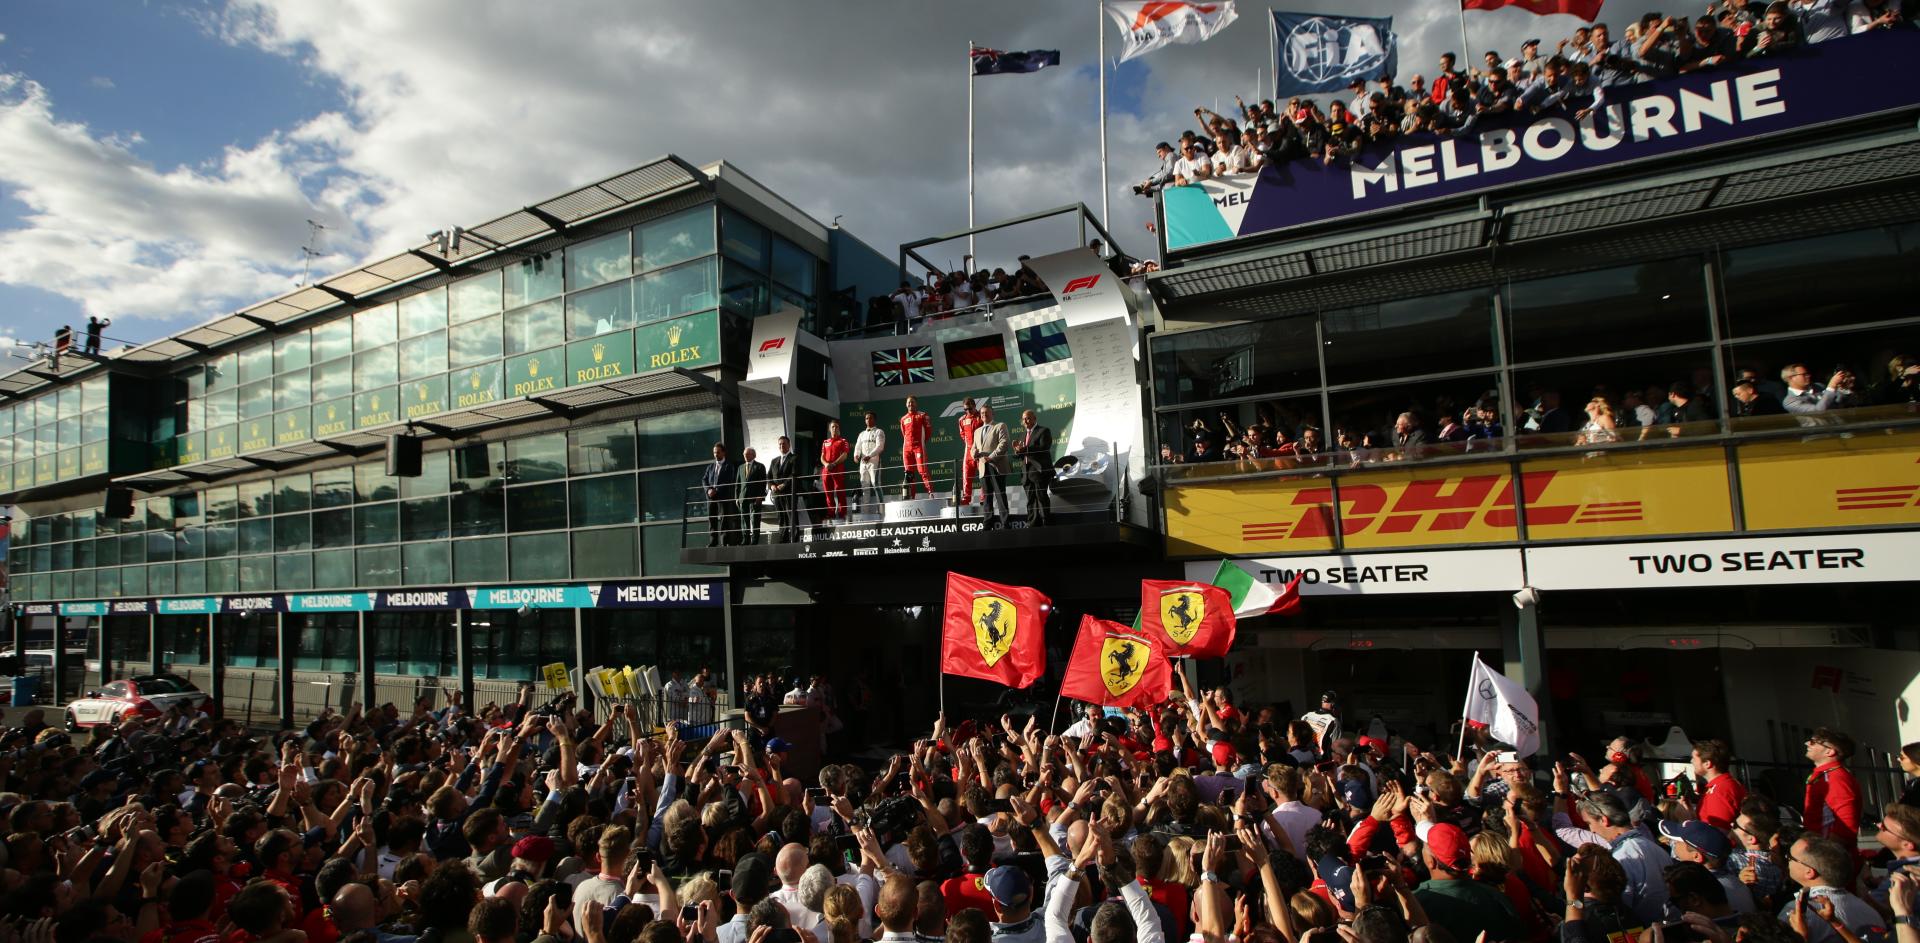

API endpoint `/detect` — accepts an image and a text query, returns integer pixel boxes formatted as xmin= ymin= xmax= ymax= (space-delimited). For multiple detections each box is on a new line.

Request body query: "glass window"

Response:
xmin=398 ymin=288 xmax=447 ymax=338
xmin=370 ymin=611 xmax=456 ymax=675
xmin=453 ymin=537 xmax=506 ymax=583
xmin=175 ymin=563 xmax=204 ymax=595
xmin=571 ymin=474 xmax=638 ymax=527
xmin=504 ymin=251 xmax=561 ymax=308
xmin=643 ymin=524 xmax=720 ymax=577
xmin=720 ymin=262 xmax=768 ymax=319
xmin=449 ymin=315 xmax=502 ymax=368
xmin=567 ymin=231 xmax=633 ymax=291
xmin=355 ymin=345 xmax=398 ymax=389
xmin=401 ymin=496 xmax=450 ymax=542
xmin=237 ymin=381 xmax=272 ymax=421
xmin=356 ymin=503 xmax=398 ymax=545
xmin=1152 ymin=316 xmax=1318 ymax=406
xmin=312 ymin=318 xmax=352 ymax=363
xmin=171 ymin=493 xmax=203 ymax=527
xmin=354 ymin=303 xmax=398 ymax=351
xmin=313 ymin=549 xmax=354 ymax=588
xmin=237 ymin=480 xmax=272 ymax=517
xmin=147 ymin=563 xmax=175 ymax=596
xmin=274 ymin=333 xmax=311 ymax=375
xmin=638 ymin=258 xmax=719 ymax=324
xmin=357 ymin=546 xmax=400 ymax=586
xmin=1321 ymin=287 xmax=1496 ymax=386
xmin=205 ymin=558 xmax=236 ymax=593
xmin=637 ymin=206 xmax=715 ymax=271
xmin=402 ymin=542 xmax=450 ymax=584
xmin=311 ymin=358 xmax=352 ymax=402
xmin=203 ymin=523 xmax=235 ymax=558
xmin=400 ymin=451 xmax=449 ymax=498
xmin=273 ymin=371 xmax=311 ymax=411
xmin=1506 ymin=258 xmax=1708 ymax=363
xmin=1722 ymin=223 xmax=1920 ymax=338
xmin=450 ymin=489 xmax=505 ymax=537
xmin=313 ymin=508 xmax=353 ymax=549
xmin=721 ymin=208 xmax=768 ymax=271
xmin=572 ymin=527 xmax=638 ymax=578
xmin=569 ymin=423 xmax=638 ymax=475
xmin=289 ymin=614 xmax=352 ymax=669
xmin=399 ymin=332 xmax=448 ymax=381
xmin=237 ymin=518 xmax=272 ymax=555
xmin=56 ymin=386 xmax=80 ymax=418
xmin=276 ymin=553 xmax=313 ymax=590
xmin=1325 ymin=374 xmax=1503 ymax=461
xmin=313 ymin=468 xmax=354 ymax=509
xmin=147 ymin=530 xmax=176 ymax=562
xmin=355 ymin=462 xmax=397 ymax=502
xmin=120 ymin=565 xmax=148 ymax=597
xmin=275 ymin=474 xmax=312 ymax=513
xmin=1725 ymin=323 xmax=1909 ymax=429
xmin=505 ymin=433 xmax=567 ymax=483
xmin=638 ymin=408 xmax=722 ymax=467
xmin=509 ymin=533 xmax=568 ymax=581
xmin=1514 ymin=349 xmax=1715 ymax=446
xmin=565 ymin=281 xmax=633 ymax=339
xmin=504 ymin=301 xmax=564 ymax=356
xmin=771 ymin=237 xmax=817 ymax=295
xmin=640 ymin=466 xmax=702 ymax=522
xmin=204 ymin=388 xmax=238 ymax=428
xmin=274 ymin=514 xmax=312 ymax=551
xmin=81 ymin=376 xmax=108 ymax=411
xmin=508 ymin=483 xmax=567 ymax=532
xmin=237 ymin=344 xmax=273 ymax=385
xmin=239 ymin=555 xmax=273 ymax=592
xmin=450 ymin=271 xmax=503 ymax=325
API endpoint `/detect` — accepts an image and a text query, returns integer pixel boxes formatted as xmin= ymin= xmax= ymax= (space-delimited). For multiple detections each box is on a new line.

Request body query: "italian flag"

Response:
xmin=1210 ymin=559 xmax=1303 ymax=618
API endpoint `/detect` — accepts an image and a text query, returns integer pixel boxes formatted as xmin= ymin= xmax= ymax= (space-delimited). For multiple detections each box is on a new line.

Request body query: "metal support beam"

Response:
xmin=178 ymin=340 xmax=215 ymax=354
xmin=454 ymin=610 xmax=474 ymax=717
xmin=407 ymin=249 xmax=453 ymax=273
xmin=316 ymin=285 xmax=358 ymax=306
xmin=1500 ymin=595 xmax=1550 ymax=760
xmin=573 ymin=607 xmax=589 ymax=714
xmin=275 ymin=612 xmax=294 ymax=730
xmin=522 ymin=205 xmax=571 ymax=234
xmin=207 ymin=616 xmax=225 ymax=720
xmin=235 ymin=314 xmax=277 ymax=331
xmin=147 ymin=613 xmax=159 ymax=676
xmin=356 ymin=612 xmax=375 ymax=714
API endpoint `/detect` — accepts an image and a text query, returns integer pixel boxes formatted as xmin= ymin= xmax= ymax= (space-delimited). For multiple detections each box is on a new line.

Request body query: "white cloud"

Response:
xmin=87 ymin=76 xmax=114 ymax=90
xmin=0 ymin=0 xmax=1669 ymax=339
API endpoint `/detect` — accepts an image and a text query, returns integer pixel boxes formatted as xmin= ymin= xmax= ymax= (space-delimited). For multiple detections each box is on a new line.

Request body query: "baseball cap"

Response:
xmin=1155 ymin=141 xmax=1173 ymax=151
xmin=1339 ymin=778 xmax=1372 ymax=809
xmin=1356 ymin=736 xmax=1389 ymax=756
xmin=1657 ymin=819 xmax=1731 ymax=860
xmin=765 ymin=737 xmax=794 ymax=754
xmin=512 ymin=835 xmax=556 ymax=863
xmin=1504 ymin=58 xmax=1523 ymax=69
xmin=984 ymin=865 xmax=1031 ymax=908
xmin=1523 ymin=37 xmax=1541 ymax=47
xmin=1210 ymin=742 xmax=1237 ymax=768
xmin=1425 ymin=823 xmax=1472 ymax=871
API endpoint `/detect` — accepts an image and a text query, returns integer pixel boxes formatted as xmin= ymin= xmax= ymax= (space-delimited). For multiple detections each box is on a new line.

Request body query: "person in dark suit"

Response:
xmin=767 ymin=435 xmax=800 ymax=542
xmin=701 ymin=442 xmax=737 ymax=547
xmin=735 ymin=447 xmax=768 ymax=545
xmin=1015 ymin=409 xmax=1054 ymax=527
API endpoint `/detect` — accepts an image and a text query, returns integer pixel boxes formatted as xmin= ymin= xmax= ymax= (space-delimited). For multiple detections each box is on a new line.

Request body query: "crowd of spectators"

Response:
xmin=1136 ymin=0 xmax=1919 ymax=190
xmin=1164 ymin=355 xmax=1919 ymax=467
xmin=4 ymin=667 xmax=1920 ymax=943
xmin=850 ymin=241 xmax=1154 ymax=337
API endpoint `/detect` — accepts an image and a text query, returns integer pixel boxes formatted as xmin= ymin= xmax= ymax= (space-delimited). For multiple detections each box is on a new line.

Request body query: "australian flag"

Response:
xmin=872 ymin=346 xmax=935 ymax=387
xmin=971 ymin=47 xmax=1062 ymax=76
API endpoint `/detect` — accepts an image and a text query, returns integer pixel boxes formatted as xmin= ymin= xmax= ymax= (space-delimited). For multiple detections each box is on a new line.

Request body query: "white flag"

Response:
xmin=1104 ymin=1 xmax=1240 ymax=63
xmin=1463 ymin=653 xmax=1541 ymax=758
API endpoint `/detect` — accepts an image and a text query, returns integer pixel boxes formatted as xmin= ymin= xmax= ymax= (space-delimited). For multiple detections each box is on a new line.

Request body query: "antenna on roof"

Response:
xmin=298 ymin=220 xmax=329 ymax=287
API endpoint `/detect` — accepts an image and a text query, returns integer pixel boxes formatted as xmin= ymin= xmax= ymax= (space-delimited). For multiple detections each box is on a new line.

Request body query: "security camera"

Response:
xmin=517 ymin=604 xmax=533 ymax=617
xmin=1511 ymin=587 xmax=1539 ymax=610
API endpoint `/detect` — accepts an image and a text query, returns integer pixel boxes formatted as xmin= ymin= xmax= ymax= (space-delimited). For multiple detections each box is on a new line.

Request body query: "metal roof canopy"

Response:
xmin=12 ymin=157 xmax=711 ymax=388
xmin=898 ymin=203 xmax=1123 ymax=284
xmin=1149 ymin=122 xmax=1920 ymax=312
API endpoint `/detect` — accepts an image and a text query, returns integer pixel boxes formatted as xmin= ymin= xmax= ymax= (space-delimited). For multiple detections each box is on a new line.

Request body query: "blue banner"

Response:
xmin=222 ymin=595 xmax=284 ymax=614
xmin=156 ymin=598 xmax=218 ymax=615
xmin=58 ymin=602 xmax=108 ymax=617
xmin=469 ymin=585 xmax=596 ymax=610
xmin=1271 ymin=11 xmax=1396 ymax=98
xmin=287 ymin=593 xmax=373 ymax=613
xmin=595 ymin=580 xmax=725 ymax=608
xmin=1170 ymin=29 xmax=1920 ymax=252
xmin=375 ymin=588 xmax=469 ymax=610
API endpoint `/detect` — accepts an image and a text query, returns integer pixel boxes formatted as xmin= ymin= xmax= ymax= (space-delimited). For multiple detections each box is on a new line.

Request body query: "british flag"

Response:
xmin=872 ymin=346 xmax=935 ymax=387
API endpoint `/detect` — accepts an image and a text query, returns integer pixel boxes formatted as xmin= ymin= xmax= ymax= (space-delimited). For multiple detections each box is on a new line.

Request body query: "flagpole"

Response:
xmin=966 ymin=39 xmax=976 ymax=264
xmin=1098 ymin=0 xmax=1110 ymax=232
xmin=1268 ymin=7 xmax=1277 ymax=100
xmin=1456 ymin=0 xmax=1473 ymax=74
xmin=1456 ymin=652 xmax=1478 ymax=759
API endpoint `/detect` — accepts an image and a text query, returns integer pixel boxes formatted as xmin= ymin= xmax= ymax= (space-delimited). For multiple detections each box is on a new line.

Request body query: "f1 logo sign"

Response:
xmin=757 ymin=338 xmax=786 ymax=353
xmin=1062 ymin=275 xmax=1101 ymax=294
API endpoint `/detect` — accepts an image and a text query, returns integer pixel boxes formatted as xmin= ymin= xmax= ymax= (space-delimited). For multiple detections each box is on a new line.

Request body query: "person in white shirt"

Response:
xmin=768 ymin=843 xmax=832 ymax=938
xmin=1173 ymin=141 xmax=1211 ymax=185
xmin=890 ymin=283 xmax=923 ymax=331
xmin=854 ymin=412 xmax=887 ymax=514
xmin=1264 ymin=766 xmax=1323 ymax=858
xmin=1061 ymin=703 xmax=1103 ymax=740
xmin=662 ymin=671 xmax=690 ymax=723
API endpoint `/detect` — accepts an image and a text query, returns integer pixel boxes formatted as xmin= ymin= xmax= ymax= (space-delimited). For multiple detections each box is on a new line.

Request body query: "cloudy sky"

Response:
xmin=0 ymin=0 xmax=1646 ymax=355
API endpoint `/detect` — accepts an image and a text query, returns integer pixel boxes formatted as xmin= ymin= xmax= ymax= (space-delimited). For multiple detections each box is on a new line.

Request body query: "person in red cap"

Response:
xmin=1412 ymin=821 xmax=1523 ymax=943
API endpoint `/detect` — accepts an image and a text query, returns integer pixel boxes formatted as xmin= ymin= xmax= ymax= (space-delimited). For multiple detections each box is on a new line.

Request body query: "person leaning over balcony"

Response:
xmin=1850 ymin=0 xmax=1904 ymax=32
xmin=1172 ymin=139 xmax=1211 ymax=186
xmin=1744 ymin=2 xmax=1807 ymax=56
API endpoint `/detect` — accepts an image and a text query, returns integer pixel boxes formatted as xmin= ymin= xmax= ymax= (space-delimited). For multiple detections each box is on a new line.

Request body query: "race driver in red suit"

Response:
xmin=819 ymin=420 xmax=851 ymax=520
xmin=956 ymin=396 xmax=982 ymax=506
xmin=899 ymin=395 xmax=934 ymax=498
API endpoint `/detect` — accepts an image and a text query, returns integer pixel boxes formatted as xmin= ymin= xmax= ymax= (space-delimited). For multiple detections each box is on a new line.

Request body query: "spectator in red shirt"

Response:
xmin=252 ymin=830 xmax=308 ymax=922
xmin=143 ymin=873 xmax=220 ymax=943
xmin=939 ymin=825 xmax=997 ymax=916
xmin=1691 ymin=739 xmax=1748 ymax=831
xmin=1804 ymin=727 xmax=1863 ymax=845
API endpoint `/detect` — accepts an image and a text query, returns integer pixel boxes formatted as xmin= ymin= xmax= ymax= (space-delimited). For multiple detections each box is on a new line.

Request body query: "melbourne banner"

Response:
xmin=1271 ymin=11 xmax=1396 ymax=98
xmin=1168 ymin=29 xmax=1920 ymax=251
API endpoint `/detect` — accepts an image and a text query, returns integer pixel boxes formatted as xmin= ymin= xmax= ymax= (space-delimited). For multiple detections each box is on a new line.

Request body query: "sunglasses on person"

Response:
xmin=1880 ymin=819 xmax=1918 ymax=847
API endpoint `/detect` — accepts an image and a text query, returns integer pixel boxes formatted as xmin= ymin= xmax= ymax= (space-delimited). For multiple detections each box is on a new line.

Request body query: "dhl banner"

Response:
xmin=1737 ymin=430 xmax=1920 ymax=531
xmin=1165 ymin=439 xmax=1912 ymax=558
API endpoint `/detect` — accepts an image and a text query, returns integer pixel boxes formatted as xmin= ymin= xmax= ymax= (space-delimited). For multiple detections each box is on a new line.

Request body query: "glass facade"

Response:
xmin=1150 ymin=222 xmax=1920 ymax=472
xmin=0 ymin=375 xmax=110 ymax=491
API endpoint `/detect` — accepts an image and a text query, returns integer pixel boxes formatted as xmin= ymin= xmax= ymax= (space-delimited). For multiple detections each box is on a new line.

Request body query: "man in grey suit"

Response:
xmin=767 ymin=435 xmax=800 ymax=542
xmin=971 ymin=404 xmax=1011 ymax=529
xmin=735 ymin=447 xmax=768 ymax=545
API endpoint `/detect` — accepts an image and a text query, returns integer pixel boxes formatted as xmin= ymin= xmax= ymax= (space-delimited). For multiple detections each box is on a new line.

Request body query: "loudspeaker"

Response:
xmin=104 ymin=486 xmax=135 ymax=519
xmin=386 ymin=433 xmax=422 ymax=477
xmin=454 ymin=443 xmax=490 ymax=480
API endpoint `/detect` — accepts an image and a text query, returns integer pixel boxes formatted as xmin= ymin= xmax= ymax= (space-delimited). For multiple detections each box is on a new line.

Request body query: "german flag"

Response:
xmin=945 ymin=336 xmax=1008 ymax=378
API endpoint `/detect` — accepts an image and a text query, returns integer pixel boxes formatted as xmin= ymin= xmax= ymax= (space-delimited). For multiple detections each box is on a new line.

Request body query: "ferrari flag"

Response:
xmin=940 ymin=572 xmax=1050 ymax=688
xmin=1461 ymin=0 xmax=1605 ymax=19
xmin=1104 ymin=2 xmax=1240 ymax=63
xmin=1060 ymin=615 xmax=1173 ymax=709
xmin=1139 ymin=580 xmax=1236 ymax=658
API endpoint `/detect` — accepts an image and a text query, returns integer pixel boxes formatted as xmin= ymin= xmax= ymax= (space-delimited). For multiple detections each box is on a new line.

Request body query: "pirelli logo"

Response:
xmin=1237 ymin=470 xmax=1642 ymax=541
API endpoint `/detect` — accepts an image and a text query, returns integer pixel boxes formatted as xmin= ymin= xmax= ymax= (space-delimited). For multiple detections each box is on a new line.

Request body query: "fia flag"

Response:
xmin=1463 ymin=652 xmax=1542 ymax=757
xmin=1464 ymin=0 xmax=1606 ymax=19
xmin=1104 ymin=2 xmax=1240 ymax=63
xmin=940 ymin=572 xmax=1050 ymax=688
xmin=1060 ymin=616 xmax=1173 ymax=709
xmin=1271 ymin=11 xmax=1397 ymax=97
xmin=1139 ymin=580 xmax=1236 ymax=658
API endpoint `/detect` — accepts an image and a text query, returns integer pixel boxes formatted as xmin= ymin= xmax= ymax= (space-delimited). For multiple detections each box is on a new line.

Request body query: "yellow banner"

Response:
xmin=541 ymin=662 xmax=571 ymax=692
xmin=1518 ymin=447 xmax=1733 ymax=541
xmin=1165 ymin=476 xmax=1337 ymax=556
xmin=1738 ymin=430 xmax=1920 ymax=531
